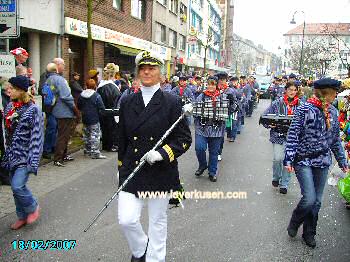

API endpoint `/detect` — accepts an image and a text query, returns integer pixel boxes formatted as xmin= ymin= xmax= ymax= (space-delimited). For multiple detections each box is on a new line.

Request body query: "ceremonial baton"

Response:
xmin=83 ymin=104 xmax=193 ymax=232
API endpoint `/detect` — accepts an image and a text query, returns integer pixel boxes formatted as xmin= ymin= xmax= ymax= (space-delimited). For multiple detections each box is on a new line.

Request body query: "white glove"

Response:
xmin=183 ymin=103 xmax=193 ymax=116
xmin=144 ymin=150 xmax=163 ymax=165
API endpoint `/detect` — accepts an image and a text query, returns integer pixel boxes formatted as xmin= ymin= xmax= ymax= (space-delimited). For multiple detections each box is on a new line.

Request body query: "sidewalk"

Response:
xmin=0 ymin=150 xmax=117 ymax=219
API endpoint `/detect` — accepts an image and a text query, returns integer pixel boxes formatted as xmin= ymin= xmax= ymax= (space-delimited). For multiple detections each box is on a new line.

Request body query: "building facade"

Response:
xmin=0 ymin=0 xmax=63 ymax=83
xmin=217 ymin=0 xmax=234 ymax=70
xmin=152 ymin=0 xmax=189 ymax=76
xmin=64 ymin=0 xmax=171 ymax=82
xmin=283 ymin=23 xmax=350 ymax=78
xmin=187 ymin=0 xmax=225 ymax=74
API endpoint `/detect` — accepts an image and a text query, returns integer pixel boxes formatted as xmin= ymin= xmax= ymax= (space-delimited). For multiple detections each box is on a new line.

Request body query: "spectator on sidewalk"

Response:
xmin=51 ymin=58 xmax=79 ymax=167
xmin=77 ymin=79 xmax=106 ymax=159
xmin=97 ymin=63 xmax=121 ymax=152
xmin=70 ymin=72 xmax=83 ymax=105
xmin=2 ymin=75 xmax=44 ymax=230
xmin=41 ymin=63 xmax=58 ymax=159
xmin=88 ymin=69 xmax=99 ymax=86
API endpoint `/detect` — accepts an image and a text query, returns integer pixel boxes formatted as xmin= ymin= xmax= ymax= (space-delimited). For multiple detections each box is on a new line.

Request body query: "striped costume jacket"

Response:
xmin=283 ymin=102 xmax=347 ymax=168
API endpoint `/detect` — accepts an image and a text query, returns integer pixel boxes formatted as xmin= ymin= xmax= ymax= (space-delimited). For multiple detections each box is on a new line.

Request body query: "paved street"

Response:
xmin=0 ymin=99 xmax=349 ymax=262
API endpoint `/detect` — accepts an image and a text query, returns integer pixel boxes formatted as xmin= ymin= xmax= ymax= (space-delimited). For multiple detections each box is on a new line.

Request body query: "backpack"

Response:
xmin=42 ymin=80 xmax=56 ymax=106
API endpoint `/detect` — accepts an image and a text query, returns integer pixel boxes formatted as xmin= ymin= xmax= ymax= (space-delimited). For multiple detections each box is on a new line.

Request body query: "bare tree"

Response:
xmin=289 ymin=36 xmax=337 ymax=76
xmin=74 ymin=0 xmax=107 ymax=69
xmin=322 ymin=24 xmax=350 ymax=78
xmin=196 ymin=27 xmax=214 ymax=74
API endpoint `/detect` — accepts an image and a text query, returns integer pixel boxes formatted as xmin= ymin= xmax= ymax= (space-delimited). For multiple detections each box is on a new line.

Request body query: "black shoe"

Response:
xmin=346 ymin=202 xmax=350 ymax=210
xmin=287 ymin=223 xmax=298 ymax=238
xmin=280 ymin=188 xmax=287 ymax=194
xmin=209 ymin=175 xmax=217 ymax=182
xmin=42 ymin=153 xmax=52 ymax=159
xmin=53 ymin=161 xmax=65 ymax=167
xmin=237 ymin=131 xmax=241 ymax=134
xmin=111 ymin=146 xmax=118 ymax=152
xmin=302 ymin=234 xmax=316 ymax=248
xmin=63 ymin=155 xmax=74 ymax=161
xmin=195 ymin=167 xmax=207 ymax=177
xmin=131 ymin=239 xmax=148 ymax=262
xmin=229 ymin=138 xmax=235 ymax=142
xmin=272 ymin=180 xmax=279 ymax=187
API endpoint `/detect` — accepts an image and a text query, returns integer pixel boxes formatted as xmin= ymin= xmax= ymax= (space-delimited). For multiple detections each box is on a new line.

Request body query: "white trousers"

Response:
xmin=118 ymin=191 xmax=169 ymax=262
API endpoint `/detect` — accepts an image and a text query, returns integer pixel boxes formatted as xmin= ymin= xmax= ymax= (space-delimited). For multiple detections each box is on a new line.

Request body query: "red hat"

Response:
xmin=10 ymin=47 xmax=29 ymax=57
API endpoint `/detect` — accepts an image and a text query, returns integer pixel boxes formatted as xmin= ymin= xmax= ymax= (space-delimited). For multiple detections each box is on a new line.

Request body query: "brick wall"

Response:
xmin=65 ymin=0 xmax=153 ymax=41
xmin=62 ymin=36 xmax=70 ymax=80
xmin=93 ymin=41 xmax=105 ymax=69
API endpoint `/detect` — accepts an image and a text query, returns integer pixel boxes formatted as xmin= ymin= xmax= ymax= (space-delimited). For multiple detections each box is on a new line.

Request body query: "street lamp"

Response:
xmin=290 ymin=10 xmax=306 ymax=75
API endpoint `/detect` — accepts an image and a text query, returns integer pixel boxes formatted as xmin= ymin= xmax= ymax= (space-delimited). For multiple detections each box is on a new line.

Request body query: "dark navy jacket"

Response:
xmin=118 ymin=89 xmax=192 ymax=195
xmin=77 ymin=90 xmax=105 ymax=126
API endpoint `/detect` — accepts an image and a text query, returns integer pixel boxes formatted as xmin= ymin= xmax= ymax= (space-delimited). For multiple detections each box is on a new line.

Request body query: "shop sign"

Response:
xmin=65 ymin=17 xmax=171 ymax=60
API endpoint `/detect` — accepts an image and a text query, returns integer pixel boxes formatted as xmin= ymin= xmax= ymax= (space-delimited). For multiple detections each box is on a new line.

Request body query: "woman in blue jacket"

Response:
xmin=2 ymin=75 xmax=44 ymax=230
xmin=284 ymin=78 xmax=348 ymax=248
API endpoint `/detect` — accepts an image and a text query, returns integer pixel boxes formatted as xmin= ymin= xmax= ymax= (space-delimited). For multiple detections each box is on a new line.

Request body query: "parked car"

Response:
xmin=256 ymin=76 xmax=271 ymax=99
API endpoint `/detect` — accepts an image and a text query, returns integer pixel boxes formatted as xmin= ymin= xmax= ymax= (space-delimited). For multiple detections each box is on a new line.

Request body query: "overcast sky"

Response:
xmin=232 ymin=0 xmax=350 ymax=53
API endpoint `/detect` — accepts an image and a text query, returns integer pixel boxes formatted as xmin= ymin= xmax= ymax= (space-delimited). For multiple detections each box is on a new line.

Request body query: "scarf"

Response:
xmin=283 ymin=95 xmax=299 ymax=115
xmin=204 ymin=89 xmax=220 ymax=106
xmin=218 ymin=82 xmax=228 ymax=91
xmin=5 ymin=102 xmax=25 ymax=131
xmin=179 ymin=83 xmax=187 ymax=96
xmin=132 ymin=85 xmax=140 ymax=93
xmin=307 ymin=96 xmax=331 ymax=129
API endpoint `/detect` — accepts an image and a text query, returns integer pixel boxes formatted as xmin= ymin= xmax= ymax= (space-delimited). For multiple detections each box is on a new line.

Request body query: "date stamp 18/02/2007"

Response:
xmin=11 ymin=240 xmax=77 ymax=251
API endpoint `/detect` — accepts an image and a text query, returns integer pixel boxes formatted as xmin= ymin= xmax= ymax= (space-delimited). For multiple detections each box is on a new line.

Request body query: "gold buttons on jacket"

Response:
xmin=135 ymin=161 xmax=139 ymax=165
xmin=150 ymin=137 xmax=154 ymax=141
xmin=134 ymin=137 xmax=138 ymax=140
xmin=134 ymin=148 xmax=138 ymax=153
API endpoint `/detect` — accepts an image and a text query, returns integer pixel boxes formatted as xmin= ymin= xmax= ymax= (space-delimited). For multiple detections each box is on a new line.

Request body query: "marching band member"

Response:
xmin=262 ymin=81 xmax=301 ymax=194
xmin=194 ymin=75 xmax=204 ymax=97
xmin=284 ymin=78 xmax=348 ymax=248
xmin=216 ymin=72 xmax=237 ymax=159
xmin=171 ymin=76 xmax=195 ymax=104
xmin=239 ymin=76 xmax=248 ymax=127
xmin=117 ymin=51 xmax=192 ymax=262
xmin=194 ymin=76 xmax=231 ymax=182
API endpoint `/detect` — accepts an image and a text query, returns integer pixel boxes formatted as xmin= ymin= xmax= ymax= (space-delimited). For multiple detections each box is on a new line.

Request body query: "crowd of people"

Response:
xmin=1 ymin=46 xmax=350 ymax=260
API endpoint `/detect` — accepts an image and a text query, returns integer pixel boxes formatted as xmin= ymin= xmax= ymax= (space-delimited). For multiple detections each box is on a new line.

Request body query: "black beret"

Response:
xmin=289 ymin=73 xmax=297 ymax=79
xmin=313 ymin=78 xmax=341 ymax=91
xmin=8 ymin=75 xmax=30 ymax=92
xmin=230 ymin=76 xmax=239 ymax=81
xmin=207 ymin=76 xmax=218 ymax=83
xmin=215 ymin=72 xmax=228 ymax=79
xmin=179 ymin=76 xmax=187 ymax=81
xmin=239 ymin=75 xmax=246 ymax=79
xmin=282 ymin=75 xmax=288 ymax=80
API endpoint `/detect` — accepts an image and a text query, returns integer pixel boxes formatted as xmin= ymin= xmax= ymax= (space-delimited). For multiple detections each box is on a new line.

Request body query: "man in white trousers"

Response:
xmin=117 ymin=50 xmax=192 ymax=262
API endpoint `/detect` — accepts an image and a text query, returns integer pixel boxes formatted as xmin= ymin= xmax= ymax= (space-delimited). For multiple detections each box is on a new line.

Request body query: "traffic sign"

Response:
xmin=0 ymin=0 xmax=19 ymax=38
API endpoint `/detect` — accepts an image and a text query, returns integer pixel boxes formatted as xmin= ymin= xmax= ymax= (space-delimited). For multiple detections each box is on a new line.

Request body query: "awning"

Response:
xmin=109 ymin=44 xmax=142 ymax=56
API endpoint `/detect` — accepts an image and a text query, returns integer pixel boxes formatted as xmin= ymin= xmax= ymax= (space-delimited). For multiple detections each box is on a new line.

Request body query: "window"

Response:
xmin=131 ymin=0 xmax=145 ymax=20
xmin=170 ymin=0 xmax=178 ymax=14
xmin=157 ymin=0 xmax=167 ymax=6
xmin=191 ymin=11 xmax=203 ymax=32
xmin=179 ymin=34 xmax=186 ymax=50
xmin=180 ymin=3 xmax=187 ymax=15
xmin=113 ymin=0 xmax=122 ymax=10
xmin=155 ymin=22 xmax=166 ymax=43
xmin=169 ymin=29 xmax=177 ymax=48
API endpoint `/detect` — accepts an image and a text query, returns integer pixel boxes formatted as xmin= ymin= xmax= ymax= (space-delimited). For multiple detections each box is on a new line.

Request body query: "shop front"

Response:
xmin=64 ymin=17 xmax=171 ymax=79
